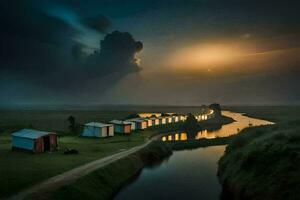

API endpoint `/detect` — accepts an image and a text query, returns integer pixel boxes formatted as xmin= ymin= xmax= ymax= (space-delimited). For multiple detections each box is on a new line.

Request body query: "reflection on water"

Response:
xmin=162 ymin=111 xmax=273 ymax=141
xmin=162 ymin=133 xmax=187 ymax=141
xmin=114 ymin=112 xmax=274 ymax=200
xmin=195 ymin=130 xmax=215 ymax=139
xmin=115 ymin=146 xmax=226 ymax=200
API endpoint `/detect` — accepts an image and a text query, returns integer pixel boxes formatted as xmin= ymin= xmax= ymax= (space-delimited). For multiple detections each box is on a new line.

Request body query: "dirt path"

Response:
xmin=8 ymin=136 xmax=159 ymax=200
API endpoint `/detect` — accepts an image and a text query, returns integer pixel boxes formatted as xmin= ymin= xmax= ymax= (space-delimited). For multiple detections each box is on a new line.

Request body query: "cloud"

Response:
xmin=0 ymin=1 xmax=144 ymax=104
xmin=0 ymin=1 xmax=75 ymax=47
xmin=83 ymin=14 xmax=111 ymax=33
xmin=86 ymin=31 xmax=143 ymax=75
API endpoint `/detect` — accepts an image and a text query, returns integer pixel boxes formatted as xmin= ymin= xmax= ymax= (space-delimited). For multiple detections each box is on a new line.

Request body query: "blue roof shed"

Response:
xmin=11 ymin=129 xmax=57 ymax=153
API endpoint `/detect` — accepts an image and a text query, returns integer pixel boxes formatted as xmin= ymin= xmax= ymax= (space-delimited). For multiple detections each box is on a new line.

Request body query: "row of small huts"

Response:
xmin=81 ymin=115 xmax=187 ymax=138
xmin=9 ymin=115 xmax=186 ymax=153
xmin=10 ymin=111 xmax=215 ymax=153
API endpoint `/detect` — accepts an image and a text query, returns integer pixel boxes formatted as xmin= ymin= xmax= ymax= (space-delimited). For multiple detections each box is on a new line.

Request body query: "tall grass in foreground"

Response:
xmin=218 ymin=120 xmax=300 ymax=200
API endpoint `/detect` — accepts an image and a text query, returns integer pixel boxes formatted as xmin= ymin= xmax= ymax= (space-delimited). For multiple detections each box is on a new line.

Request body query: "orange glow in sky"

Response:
xmin=165 ymin=43 xmax=248 ymax=70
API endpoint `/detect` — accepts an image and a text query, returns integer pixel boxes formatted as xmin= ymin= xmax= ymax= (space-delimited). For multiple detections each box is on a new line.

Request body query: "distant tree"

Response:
xmin=209 ymin=103 xmax=221 ymax=111
xmin=150 ymin=114 xmax=157 ymax=118
xmin=67 ymin=116 xmax=77 ymax=134
xmin=183 ymin=113 xmax=200 ymax=132
xmin=209 ymin=103 xmax=222 ymax=117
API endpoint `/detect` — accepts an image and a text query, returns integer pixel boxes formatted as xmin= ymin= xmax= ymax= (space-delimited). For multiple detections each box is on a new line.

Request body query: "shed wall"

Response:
xmin=114 ymin=124 xmax=123 ymax=133
xmin=50 ymin=134 xmax=57 ymax=151
xmin=82 ymin=126 xmax=103 ymax=137
xmin=12 ymin=136 xmax=34 ymax=151
xmin=108 ymin=126 xmax=114 ymax=136
xmin=130 ymin=122 xmax=136 ymax=130
xmin=34 ymin=137 xmax=44 ymax=153
xmin=141 ymin=121 xmax=147 ymax=129
xmin=124 ymin=125 xmax=131 ymax=134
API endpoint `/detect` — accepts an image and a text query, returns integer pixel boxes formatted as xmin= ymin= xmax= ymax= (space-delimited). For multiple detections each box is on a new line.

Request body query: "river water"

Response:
xmin=114 ymin=111 xmax=273 ymax=200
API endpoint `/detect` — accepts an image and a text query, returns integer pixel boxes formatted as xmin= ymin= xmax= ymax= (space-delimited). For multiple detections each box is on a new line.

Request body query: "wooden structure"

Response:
xmin=82 ymin=122 xmax=114 ymax=137
xmin=11 ymin=129 xmax=57 ymax=153
xmin=109 ymin=120 xmax=132 ymax=134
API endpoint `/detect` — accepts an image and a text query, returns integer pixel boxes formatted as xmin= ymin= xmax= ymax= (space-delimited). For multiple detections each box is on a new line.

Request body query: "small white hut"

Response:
xmin=166 ymin=116 xmax=172 ymax=123
xmin=146 ymin=118 xmax=153 ymax=127
xmin=82 ymin=122 xmax=114 ymax=137
xmin=126 ymin=118 xmax=148 ymax=130
xmin=151 ymin=117 xmax=160 ymax=126
xmin=172 ymin=115 xmax=179 ymax=123
xmin=159 ymin=117 xmax=167 ymax=124
xmin=109 ymin=120 xmax=132 ymax=134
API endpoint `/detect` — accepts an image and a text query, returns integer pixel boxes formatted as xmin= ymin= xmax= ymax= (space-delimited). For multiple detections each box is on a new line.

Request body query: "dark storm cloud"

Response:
xmin=87 ymin=31 xmax=143 ymax=74
xmin=71 ymin=43 xmax=84 ymax=60
xmin=0 ymin=0 xmax=144 ymax=104
xmin=0 ymin=0 xmax=299 ymax=105
xmin=0 ymin=0 xmax=76 ymax=75
xmin=83 ymin=14 xmax=111 ymax=33
xmin=0 ymin=1 xmax=73 ymax=46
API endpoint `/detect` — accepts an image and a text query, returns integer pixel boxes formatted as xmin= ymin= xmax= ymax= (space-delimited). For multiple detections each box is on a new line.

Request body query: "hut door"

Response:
xmin=106 ymin=126 xmax=110 ymax=136
xmin=43 ymin=136 xmax=50 ymax=151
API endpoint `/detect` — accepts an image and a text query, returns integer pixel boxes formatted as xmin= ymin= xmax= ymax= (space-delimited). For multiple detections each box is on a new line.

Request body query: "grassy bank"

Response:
xmin=218 ymin=106 xmax=300 ymax=200
xmin=0 ymin=106 xmax=217 ymax=198
xmin=0 ymin=123 xmax=182 ymax=198
xmin=46 ymin=141 xmax=172 ymax=200
xmin=224 ymin=105 xmax=300 ymax=123
xmin=0 ymin=106 xmax=208 ymax=132
xmin=20 ymin=113 xmax=232 ymax=199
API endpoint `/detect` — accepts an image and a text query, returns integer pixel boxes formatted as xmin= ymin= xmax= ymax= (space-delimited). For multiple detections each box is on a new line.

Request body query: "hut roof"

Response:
xmin=110 ymin=120 xmax=132 ymax=125
xmin=12 ymin=129 xmax=55 ymax=139
xmin=126 ymin=118 xmax=147 ymax=122
xmin=85 ymin=122 xmax=112 ymax=127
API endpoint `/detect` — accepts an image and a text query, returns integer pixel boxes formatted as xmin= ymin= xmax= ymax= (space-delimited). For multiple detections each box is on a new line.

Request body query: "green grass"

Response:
xmin=0 ymin=122 xmax=184 ymax=198
xmin=0 ymin=110 xmax=134 ymax=133
xmin=0 ymin=106 xmax=212 ymax=198
xmin=0 ymin=106 xmax=209 ymax=133
xmin=45 ymin=141 xmax=172 ymax=200
xmin=224 ymin=105 xmax=300 ymax=123
xmin=0 ymin=132 xmax=141 ymax=197
xmin=45 ymin=113 xmax=233 ymax=200
xmin=218 ymin=106 xmax=300 ymax=200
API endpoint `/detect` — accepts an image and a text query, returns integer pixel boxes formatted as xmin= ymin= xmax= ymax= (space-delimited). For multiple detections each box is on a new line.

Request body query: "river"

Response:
xmin=114 ymin=111 xmax=273 ymax=200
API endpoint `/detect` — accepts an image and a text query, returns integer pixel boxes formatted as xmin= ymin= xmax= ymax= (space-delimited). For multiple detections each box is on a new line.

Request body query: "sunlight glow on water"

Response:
xmin=114 ymin=111 xmax=274 ymax=200
xmin=162 ymin=111 xmax=273 ymax=141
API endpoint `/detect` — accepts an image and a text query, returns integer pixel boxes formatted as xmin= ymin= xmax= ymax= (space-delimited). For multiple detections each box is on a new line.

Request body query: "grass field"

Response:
xmin=0 ymin=132 xmax=140 ymax=197
xmin=0 ymin=122 xmax=186 ymax=198
xmin=48 ymin=141 xmax=172 ymax=200
xmin=224 ymin=105 xmax=300 ymax=123
xmin=218 ymin=106 xmax=300 ymax=200
xmin=0 ymin=105 xmax=216 ymax=198
xmin=0 ymin=106 xmax=193 ymax=198
xmin=0 ymin=105 xmax=209 ymax=133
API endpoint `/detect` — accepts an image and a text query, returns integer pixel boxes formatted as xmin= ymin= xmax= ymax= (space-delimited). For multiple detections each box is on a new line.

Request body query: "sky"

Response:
xmin=0 ymin=0 xmax=300 ymax=106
